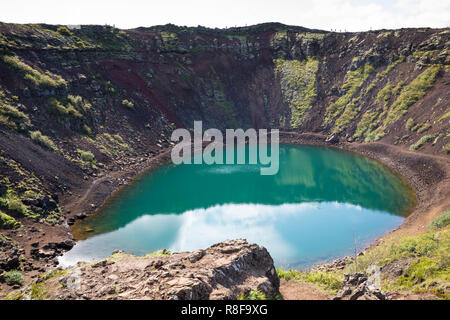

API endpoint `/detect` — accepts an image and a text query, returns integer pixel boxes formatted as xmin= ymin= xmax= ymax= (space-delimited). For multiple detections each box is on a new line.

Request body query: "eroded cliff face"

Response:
xmin=0 ymin=23 xmax=449 ymax=294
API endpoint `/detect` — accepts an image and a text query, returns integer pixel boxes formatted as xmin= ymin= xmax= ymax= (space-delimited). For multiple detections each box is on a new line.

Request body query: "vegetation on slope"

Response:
xmin=274 ymin=57 xmax=319 ymax=128
xmin=1 ymin=55 xmax=67 ymax=90
xmin=278 ymin=215 xmax=449 ymax=299
xmin=0 ymin=210 xmax=21 ymax=229
xmin=324 ymin=64 xmax=375 ymax=133
xmin=276 ymin=268 xmax=343 ymax=294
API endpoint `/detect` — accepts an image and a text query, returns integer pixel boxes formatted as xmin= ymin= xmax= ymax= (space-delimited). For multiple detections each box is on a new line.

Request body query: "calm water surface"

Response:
xmin=60 ymin=145 xmax=416 ymax=269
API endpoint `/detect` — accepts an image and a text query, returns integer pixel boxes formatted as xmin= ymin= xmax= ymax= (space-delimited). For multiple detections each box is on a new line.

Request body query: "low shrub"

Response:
xmin=2 ymin=55 xmax=67 ymax=89
xmin=121 ymin=99 xmax=134 ymax=110
xmin=7 ymin=198 xmax=27 ymax=215
xmin=3 ymin=270 xmax=24 ymax=286
xmin=0 ymin=210 xmax=21 ymax=229
xmin=77 ymin=149 xmax=95 ymax=162
xmin=409 ymin=134 xmax=434 ymax=151
xmin=405 ymin=118 xmax=415 ymax=130
xmin=428 ymin=211 xmax=450 ymax=229
xmin=30 ymin=130 xmax=57 ymax=151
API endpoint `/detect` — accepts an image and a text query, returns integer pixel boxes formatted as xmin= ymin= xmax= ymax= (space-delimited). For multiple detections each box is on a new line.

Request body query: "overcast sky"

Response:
xmin=1 ymin=0 xmax=449 ymax=31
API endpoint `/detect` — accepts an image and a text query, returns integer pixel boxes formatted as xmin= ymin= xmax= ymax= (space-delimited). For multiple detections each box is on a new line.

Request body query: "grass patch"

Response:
xmin=4 ymin=197 xmax=27 ymax=216
xmin=1 ymin=55 xmax=67 ymax=90
xmin=47 ymin=97 xmax=83 ymax=119
xmin=77 ymin=149 xmax=95 ymax=162
xmin=376 ymin=56 xmax=405 ymax=80
xmin=274 ymin=57 xmax=319 ymax=128
xmin=67 ymin=95 xmax=91 ymax=111
xmin=144 ymin=249 xmax=171 ymax=258
xmin=0 ymin=210 xmax=21 ymax=229
xmin=376 ymin=82 xmax=393 ymax=102
xmin=409 ymin=134 xmax=434 ymax=151
xmin=354 ymin=110 xmax=379 ymax=139
xmin=324 ymin=64 xmax=375 ymax=131
xmin=344 ymin=227 xmax=450 ymax=297
xmin=29 ymin=282 xmax=47 ymax=300
xmin=405 ymin=118 xmax=415 ymax=130
xmin=29 ymin=130 xmax=57 ymax=151
xmin=276 ymin=268 xmax=343 ymax=293
xmin=94 ymin=133 xmax=131 ymax=158
xmin=443 ymin=143 xmax=450 ymax=153
xmin=383 ymin=65 xmax=441 ymax=126
xmin=121 ymin=99 xmax=134 ymax=110
xmin=56 ymin=26 xmax=73 ymax=37
xmin=0 ymin=104 xmax=29 ymax=121
xmin=428 ymin=211 xmax=450 ymax=229
xmin=438 ymin=110 xmax=450 ymax=122
xmin=2 ymin=270 xmax=24 ymax=286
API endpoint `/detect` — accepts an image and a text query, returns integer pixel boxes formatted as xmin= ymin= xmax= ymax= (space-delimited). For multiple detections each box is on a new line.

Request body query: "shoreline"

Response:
xmin=1 ymin=132 xmax=448 ymax=297
xmin=65 ymin=132 xmax=449 ymax=246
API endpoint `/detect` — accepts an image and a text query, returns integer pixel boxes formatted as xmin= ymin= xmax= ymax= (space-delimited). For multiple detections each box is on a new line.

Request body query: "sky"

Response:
xmin=0 ymin=0 xmax=449 ymax=31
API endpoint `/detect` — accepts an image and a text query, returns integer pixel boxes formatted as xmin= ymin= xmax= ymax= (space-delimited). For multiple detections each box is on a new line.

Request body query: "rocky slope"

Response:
xmin=6 ymin=239 xmax=280 ymax=300
xmin=0 ymin=22 xmax=449 ymax=297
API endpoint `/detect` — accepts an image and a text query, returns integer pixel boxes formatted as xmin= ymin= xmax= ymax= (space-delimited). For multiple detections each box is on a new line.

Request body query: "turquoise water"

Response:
xmin=60 ymin=145 xmax=416 ymax=269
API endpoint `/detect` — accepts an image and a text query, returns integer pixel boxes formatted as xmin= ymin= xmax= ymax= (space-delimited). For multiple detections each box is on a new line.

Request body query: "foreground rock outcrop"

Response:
xmin=16 ymin=239 xmax=279 ymax=300
xmin=333 ymin=273 xmax=387 ymax=300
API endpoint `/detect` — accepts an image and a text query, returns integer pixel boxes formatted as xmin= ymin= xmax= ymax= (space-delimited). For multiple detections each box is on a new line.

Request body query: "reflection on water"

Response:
xmin=62 ymin=145 xmax=416 ymax=269
xmin=60 ymin=202 xmax=404 ymax=268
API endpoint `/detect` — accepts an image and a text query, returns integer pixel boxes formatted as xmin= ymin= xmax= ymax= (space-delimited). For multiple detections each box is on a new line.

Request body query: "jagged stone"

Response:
xmin=20 ymin=239 xmax=279 ymax=300
xmin=334 ymin=273 xmax=387 ymax=300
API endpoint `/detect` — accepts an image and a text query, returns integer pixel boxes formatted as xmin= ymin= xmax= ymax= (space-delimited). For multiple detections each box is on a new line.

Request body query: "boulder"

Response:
xmin=24 ymin=239 xmax=280 ymax=300
xmin=334 ymin=273 xmax=387 ymax=300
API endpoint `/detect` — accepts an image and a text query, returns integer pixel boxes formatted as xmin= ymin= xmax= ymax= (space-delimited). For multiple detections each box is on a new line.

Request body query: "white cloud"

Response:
xmin=1 ymin=0 xmax=447 ymax=32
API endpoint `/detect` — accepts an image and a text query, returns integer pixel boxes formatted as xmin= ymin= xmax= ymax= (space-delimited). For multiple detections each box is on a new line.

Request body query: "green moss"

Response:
xmin=409 ymin=134 xmax=434 ymax=151
xmin=428 ymin=211 xmax=450 ymax=229
xmin=274 ymin=57 xmax=319 ymax=128
xmin=29 ymin=130 xmax=57 ymax=151
xmin=324 ymin=64 xmax=374 ymax=130
xmin=0 ymin=210 xmax=21 ymax=229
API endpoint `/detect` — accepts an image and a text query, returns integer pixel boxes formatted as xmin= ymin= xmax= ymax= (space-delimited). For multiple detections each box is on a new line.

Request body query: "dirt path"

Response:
xmin=279 ymin=280 xmax=332 ymax=300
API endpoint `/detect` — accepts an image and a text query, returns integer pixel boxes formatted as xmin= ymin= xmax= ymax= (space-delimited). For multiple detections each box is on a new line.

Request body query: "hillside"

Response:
xmin=0 ymin=22 xmax=449 ymax=298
